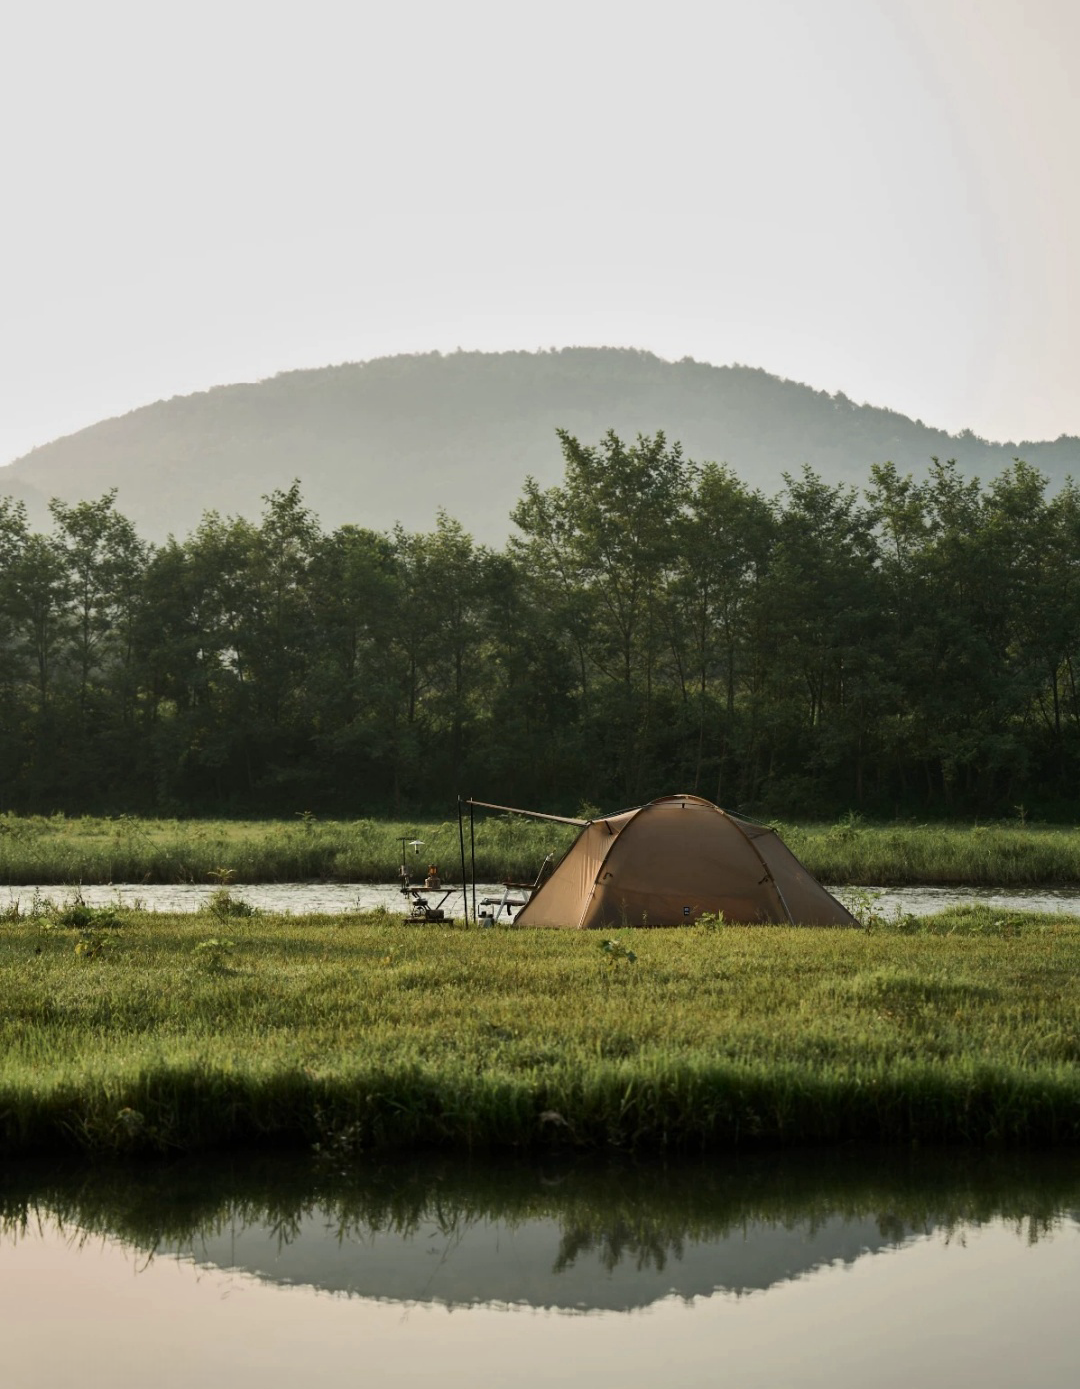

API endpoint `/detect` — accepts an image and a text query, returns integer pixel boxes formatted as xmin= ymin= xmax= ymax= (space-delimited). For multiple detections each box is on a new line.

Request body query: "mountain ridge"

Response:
xmin=4 ymin=347 xmax=1079 ymax=540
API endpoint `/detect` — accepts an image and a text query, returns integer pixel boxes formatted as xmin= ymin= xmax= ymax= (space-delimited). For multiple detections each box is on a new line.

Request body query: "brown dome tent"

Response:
xmin=510 ymin=794 xmax=857 ymax=929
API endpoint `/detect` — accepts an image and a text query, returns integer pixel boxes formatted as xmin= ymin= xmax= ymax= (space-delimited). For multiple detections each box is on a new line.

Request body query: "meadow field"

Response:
xmin=4 ymin=811 xmax=1080 ymax=887
xmin=2 ymin=900 xmax=1079 ymax=1158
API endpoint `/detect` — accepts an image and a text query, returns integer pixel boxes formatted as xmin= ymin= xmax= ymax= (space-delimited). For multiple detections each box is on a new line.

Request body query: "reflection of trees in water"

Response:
xmin=554 ymin=1218 xmax=684 ymax=1275
xmin=2 ymin=1150 xmax=1078 ymax=1275
xmin=875 ymin=1210 xmax=918 ymax=1244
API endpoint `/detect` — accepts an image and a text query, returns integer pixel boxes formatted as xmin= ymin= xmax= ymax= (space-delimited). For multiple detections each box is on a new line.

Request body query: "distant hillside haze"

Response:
xmin=4 ymin=348 xmax=1079 ymax=540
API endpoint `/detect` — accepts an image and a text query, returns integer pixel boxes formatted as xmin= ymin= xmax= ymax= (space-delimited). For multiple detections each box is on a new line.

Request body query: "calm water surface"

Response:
xmin=6 ymin=881 xmax=1080 ymax=916
xmin=2 ymin=1153 xmax=1078 ymax=1387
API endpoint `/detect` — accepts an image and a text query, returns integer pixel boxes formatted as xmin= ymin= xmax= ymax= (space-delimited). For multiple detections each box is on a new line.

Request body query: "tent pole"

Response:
xmin=768 ymin=871 xmax=796 ymax=926
xmin=457 ymin=795 xmax=469 ymax=925
xmin=727 ymin=817 xmax=795 ymax=925
xmin=469 ymin=800 xmax=477 ymax=924
xmin=463 ymin=798 xmax=588 ymax=827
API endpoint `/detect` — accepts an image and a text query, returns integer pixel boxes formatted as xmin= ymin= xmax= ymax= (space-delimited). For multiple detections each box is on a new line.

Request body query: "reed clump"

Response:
xmin=1 ymin=905 xmax=1079 ymax=1158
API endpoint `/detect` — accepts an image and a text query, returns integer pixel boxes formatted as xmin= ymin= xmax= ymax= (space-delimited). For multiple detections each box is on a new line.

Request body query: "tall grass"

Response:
xmin=5 ymin=812 xmax=1080 ymax=886
xmin=2 ymin=904 xmax=1079 ymax=1157
xmin=783 ymin=817 xmax=1080 ymax=886
xmin=0 ymin=813 xmax=572 ymax=886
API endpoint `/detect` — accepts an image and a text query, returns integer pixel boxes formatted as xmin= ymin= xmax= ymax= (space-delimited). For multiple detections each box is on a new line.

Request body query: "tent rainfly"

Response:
xmin=512 ymin=794 xmax=857 ymax=929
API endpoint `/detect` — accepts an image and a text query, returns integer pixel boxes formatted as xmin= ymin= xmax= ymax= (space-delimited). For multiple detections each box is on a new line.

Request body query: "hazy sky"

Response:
xmin=1 ymin=0 xmax=1077 ymax=465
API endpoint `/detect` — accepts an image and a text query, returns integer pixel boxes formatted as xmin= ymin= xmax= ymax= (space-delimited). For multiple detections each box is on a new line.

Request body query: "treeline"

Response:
xmin=2 ymin=430 xmax=1080 ymax=818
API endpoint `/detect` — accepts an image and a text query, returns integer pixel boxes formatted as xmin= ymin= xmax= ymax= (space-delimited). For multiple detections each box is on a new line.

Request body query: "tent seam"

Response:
xmin=721 ymin=809 xmax=796 ymax=925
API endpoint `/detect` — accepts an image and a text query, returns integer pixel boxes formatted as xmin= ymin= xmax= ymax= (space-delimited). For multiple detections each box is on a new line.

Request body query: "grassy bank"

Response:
xmin=2 ymin=903 xmax=1079 ymax=1157
xmin=4 ymin=812 xmax=1080 ymax=887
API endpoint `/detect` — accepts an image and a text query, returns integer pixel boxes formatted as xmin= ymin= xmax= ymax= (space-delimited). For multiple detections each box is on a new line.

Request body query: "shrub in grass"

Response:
xmin=193 ymin=938 xmax=235 ymax=972
xmin=205 ymin=889 xmax=258 ymax=921
xmin=73 ymin=929 xmax=115 ymax=960
xmin=56 ymin=902 xmax=125 ymax=930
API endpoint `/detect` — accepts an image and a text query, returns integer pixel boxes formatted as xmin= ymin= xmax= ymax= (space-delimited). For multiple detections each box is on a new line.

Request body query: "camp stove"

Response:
xmin=398 ymin=837 xmax=454 ymax=923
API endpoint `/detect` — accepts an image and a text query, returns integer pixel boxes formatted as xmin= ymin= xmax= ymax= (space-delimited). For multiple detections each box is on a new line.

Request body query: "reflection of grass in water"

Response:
xmin=7 ymin=812 xmax=1080 ymax=887
xmin=553 ymin=1215 xmax=682 ymax=1274
xmin=1 ymin=908 xmax=1080 ymax=1157
xmin=2 ymin=1150 xmax=1079 ymax=1285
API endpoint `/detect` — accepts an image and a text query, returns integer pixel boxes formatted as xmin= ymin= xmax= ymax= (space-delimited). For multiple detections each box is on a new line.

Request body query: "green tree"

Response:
xmin=48 ymin=492 xmax=148 ymax=724
xmin=661 ymin=464 xmax=774 ymax=799
xmin=512 ymin=430 xmax=689 ymax=799
xmin=761 ymin=468 xmax=885 ymax=809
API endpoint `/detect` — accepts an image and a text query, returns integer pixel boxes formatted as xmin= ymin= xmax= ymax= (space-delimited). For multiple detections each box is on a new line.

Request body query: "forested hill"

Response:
xmin=4 ymin=348 xmax=1080 ymax=541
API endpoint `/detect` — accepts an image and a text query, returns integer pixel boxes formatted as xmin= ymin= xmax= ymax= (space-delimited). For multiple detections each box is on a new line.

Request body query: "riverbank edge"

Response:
xmin=4 ymin=1059 xmax=1080 ymax=1161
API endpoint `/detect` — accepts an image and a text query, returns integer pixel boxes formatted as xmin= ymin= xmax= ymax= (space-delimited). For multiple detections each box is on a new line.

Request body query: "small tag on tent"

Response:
xmin=683 ymin=906 xmax=691 ymax=916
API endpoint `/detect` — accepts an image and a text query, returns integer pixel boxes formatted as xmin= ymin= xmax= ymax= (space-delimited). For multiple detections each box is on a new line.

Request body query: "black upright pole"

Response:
xmin=457 ymin=796 xmax=469 ymax=925
xmin=469 ymin=799 xmax=477 ymax=925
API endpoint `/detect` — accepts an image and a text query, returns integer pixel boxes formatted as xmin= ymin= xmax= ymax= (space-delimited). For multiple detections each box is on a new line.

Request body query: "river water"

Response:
xmin=2 ymin=1151 xmax=1077 ymax=1388
xmin=5 ymin=881 xmax=1080 ymax=917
